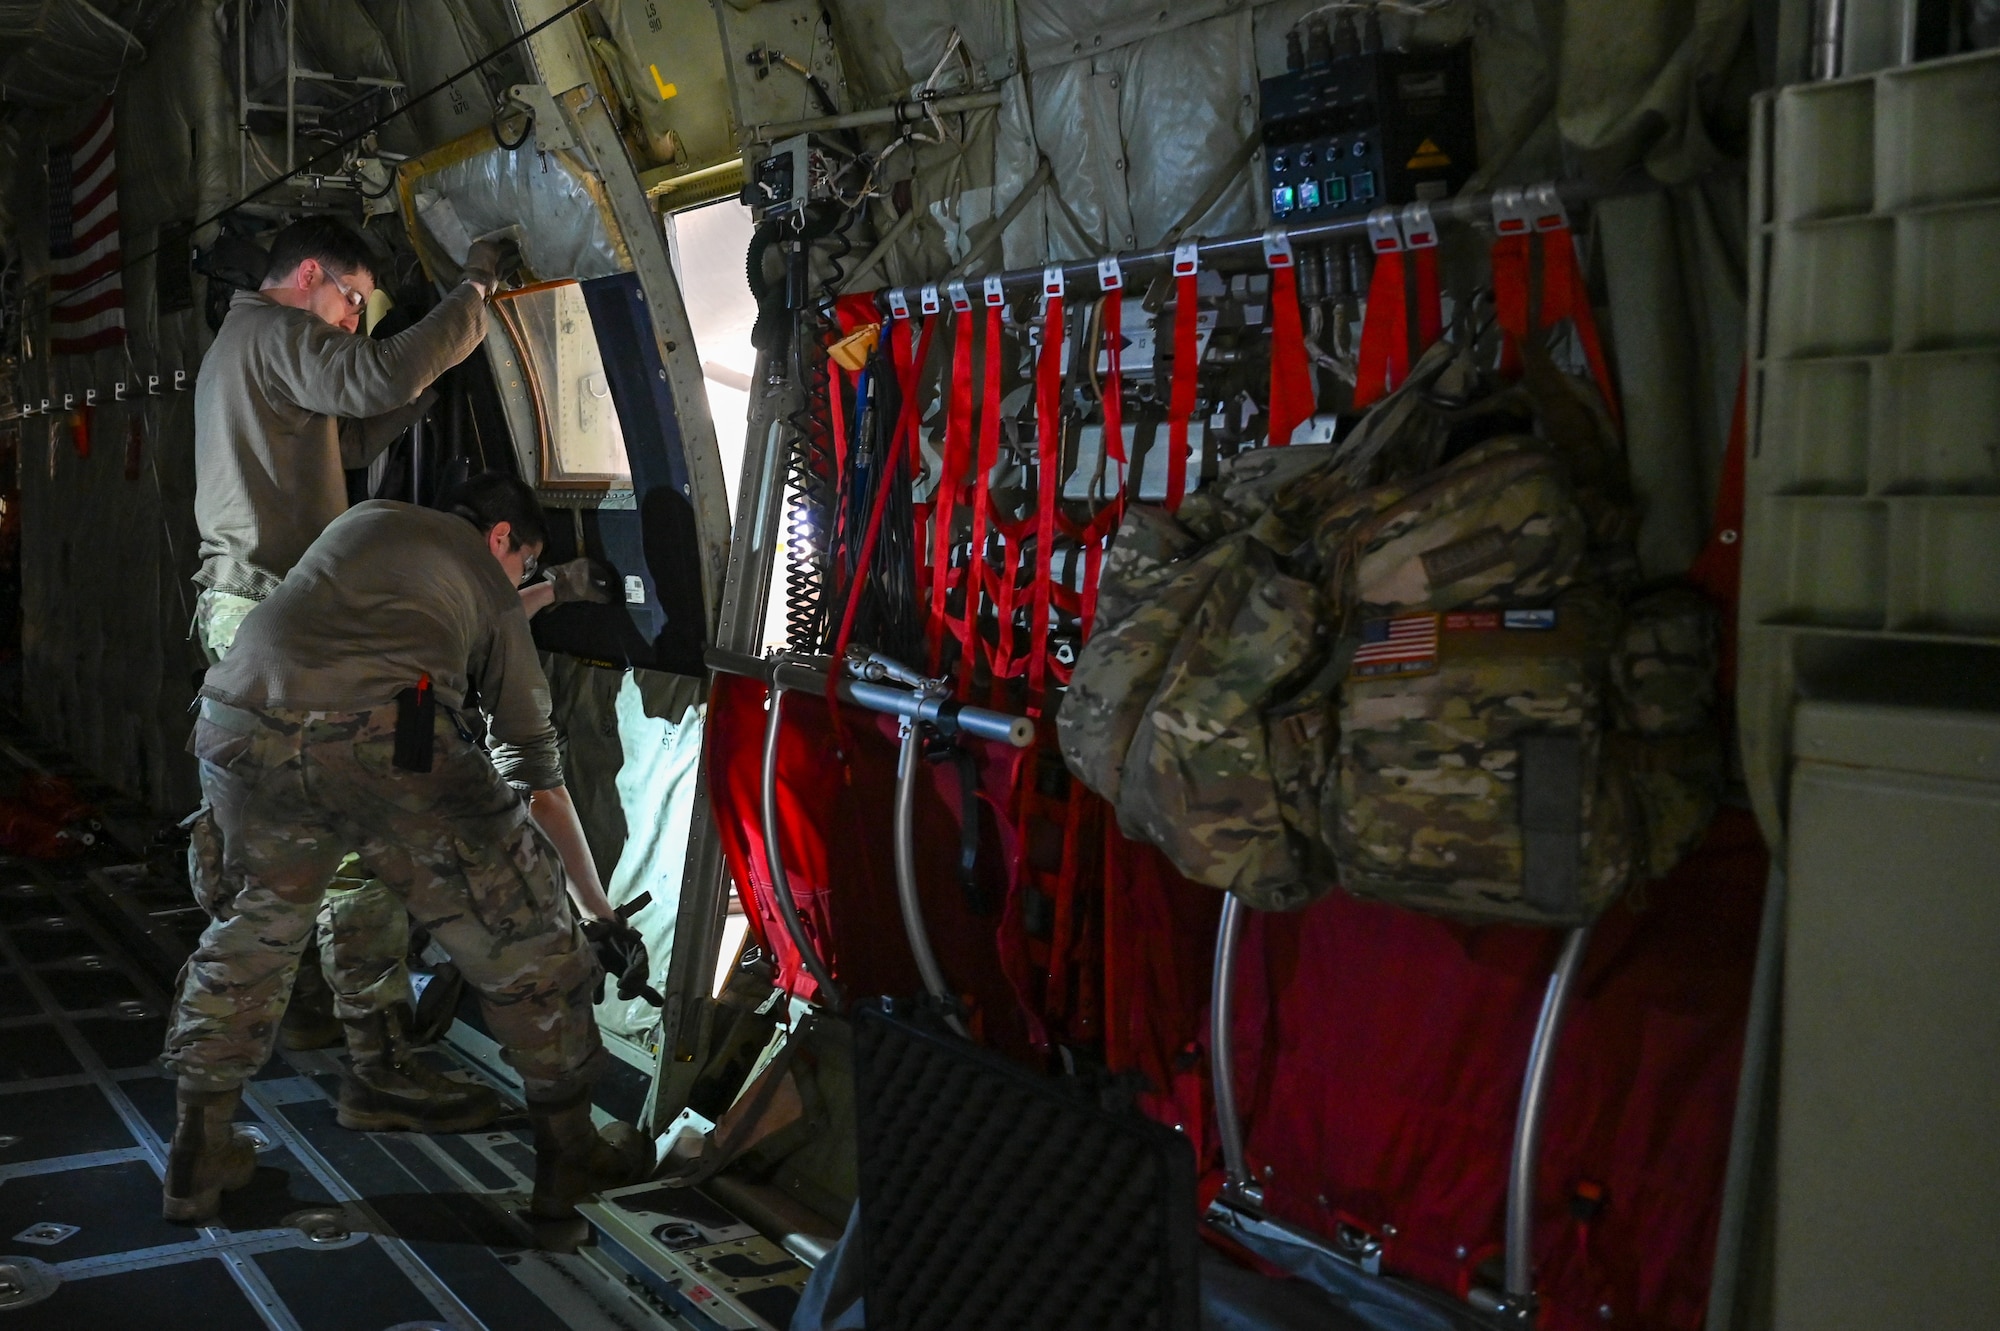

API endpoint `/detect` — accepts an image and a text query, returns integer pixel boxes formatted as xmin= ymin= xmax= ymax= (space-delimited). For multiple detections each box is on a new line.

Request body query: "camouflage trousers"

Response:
xmin=193 ymin=588 xmax=410 ymax=1023
xmin=162 ymin=699 xmax=604 ymax=1095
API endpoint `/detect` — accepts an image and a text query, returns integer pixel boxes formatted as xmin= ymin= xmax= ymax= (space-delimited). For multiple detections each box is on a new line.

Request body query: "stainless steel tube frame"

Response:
xmin=708 ymin=648 xmax=1034 ymax=749
xmin=759 ymin=687 xmax=844 ymax=1009
xmin=1211 ymin=893 xmax=1260 ymax=1205
xmin=1502 ymin=923 xmax=1595 ymax=1315
xmin=894 ymin=718 xmax=970 ymax=1038
xmin=1705 ymin=865 xmax=1787 ymax=1331
xmin=875 ymin=177 xmax=1631 ymax=315
xmin=748 ymin=89 xmax=1004 ymax=143
xmin=1813 ymin=0 xmax=1847 ymax=78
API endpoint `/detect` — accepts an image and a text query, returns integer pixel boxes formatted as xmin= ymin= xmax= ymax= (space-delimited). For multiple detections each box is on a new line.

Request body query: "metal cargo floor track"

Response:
xmin=0 ymin=732 xmax=704 ymax=1331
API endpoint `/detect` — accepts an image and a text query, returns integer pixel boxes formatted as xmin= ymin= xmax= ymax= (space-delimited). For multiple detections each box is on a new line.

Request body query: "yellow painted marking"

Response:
xmin=649 ymin=65 xmax=678 ymax=100
xmin=1406 ymin=137 xmax=1452 ymax=169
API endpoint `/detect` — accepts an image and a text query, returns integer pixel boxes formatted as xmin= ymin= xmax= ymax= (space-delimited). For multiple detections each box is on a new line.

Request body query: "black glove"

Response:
xmin=580 ymin=915 xmax=651 ymax=1004
xmin=544 ymin=557 xmax=613 ymax=606
xmin=461 ymin=237 xmax=511 ymax=294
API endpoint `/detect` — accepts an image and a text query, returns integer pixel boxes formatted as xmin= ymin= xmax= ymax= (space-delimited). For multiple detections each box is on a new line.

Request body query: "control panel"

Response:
xmin=1259 ymin=43 xmax=1476 ymax=222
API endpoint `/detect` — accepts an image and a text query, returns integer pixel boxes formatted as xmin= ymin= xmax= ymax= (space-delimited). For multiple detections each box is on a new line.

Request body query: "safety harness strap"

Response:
xmin=1078 ymin=258 xmax=1128 ymax=642
xmin=1491 ymin=227 xmax=1532 ymax=380
xmin=960 ymin=278 xmax=1005 ymax=689
xmin=929 ymin=284 xmax=976 ymax=673
xmin=1263 ymin=229 xmax=1314 ymax=447
xmin=1027 ymin=269 xmax=1066 ymax=715
xmin=1355 ymin=204 xmax=1445 ymax=408
xmin=1491 ymin=186 xmax=1623 ymax=426
xmin=826 ymin=306 xmax=936 ymax=684
xmin=1354 ymin=209 xmax=1407 ymax=409
xmin=1165 ymin=242 xmax=1201 ymax=512
xmin=1537 ymin=223 xmax=1623 ymax=429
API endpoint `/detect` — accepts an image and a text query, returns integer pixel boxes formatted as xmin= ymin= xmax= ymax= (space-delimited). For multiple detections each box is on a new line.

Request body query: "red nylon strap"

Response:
xmin=1412 ymin=245 xmax=1442 ymax=349
xmin=1687 ymin=368 xmax=1747 ymax=698
xmin=1080 ymin=543 xmax=1106 ymax=644
xmin=1264 ymin=243 xmax=1314 ymax=448
xmin=929 ymin=304 xmax=976 ymax=674
xmin=1076 ymin=289 xmax=1127 ymax=644
xmin=827 ymin=313 xmax=936 ymax=684
xmin=1027 ymin=287 xmax=1065 ymax=714
xmin=1353 ymin=248 xmax=1407 ymax=409
xmin=832 ymin=292 xmax=882 ymax=332
xmin=1046 ymin=782 xmax=1087 ymax=1019
xmin=1491 ymin=220 xmax=1623 ymax=427
xmin=1102 ymin=295 xmax=1126 ymax=472
xmin=990 ymin=532 xmax=1021 ymax=700
xmin=1537 ymin=225 xmax=1623 ymax=429
xmin=1491 ymin=230 xmax=1532 ymax=379
xmin=959 ymin=299 xmax=1004 ymax=689
xmin=1166 ymin=265 xmax=1199 ymax=512
xmin=826 ymin=361 xmax=849 ymax=522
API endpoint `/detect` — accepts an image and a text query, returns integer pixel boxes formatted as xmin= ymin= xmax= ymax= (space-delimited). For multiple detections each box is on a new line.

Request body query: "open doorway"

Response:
xmin=662 ymin=198 xmax=760 ymax=988
xmin=665 ymin=200 xmax=756 ymax=516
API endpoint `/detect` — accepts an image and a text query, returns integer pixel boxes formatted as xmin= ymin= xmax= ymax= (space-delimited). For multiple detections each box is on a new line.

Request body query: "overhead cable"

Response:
xmin=21 ymin=0 xmax=599 ymax=331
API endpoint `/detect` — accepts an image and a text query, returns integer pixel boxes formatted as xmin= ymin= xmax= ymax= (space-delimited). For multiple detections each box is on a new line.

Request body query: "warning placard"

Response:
xmin=1407 ymin=137 xmax=1452 ymax=169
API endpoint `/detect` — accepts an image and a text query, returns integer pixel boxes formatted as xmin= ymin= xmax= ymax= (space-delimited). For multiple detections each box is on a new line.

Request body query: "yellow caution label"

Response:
xmin=1406 ymin=137 xmax=1452 ymax=169
xmin=650 ymin=64 xmax=679 ymax=100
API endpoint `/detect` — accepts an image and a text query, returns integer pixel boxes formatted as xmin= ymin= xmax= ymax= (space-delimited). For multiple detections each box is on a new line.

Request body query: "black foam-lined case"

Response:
xmin=852 ymin=1000 xmax=1200 ymax=1331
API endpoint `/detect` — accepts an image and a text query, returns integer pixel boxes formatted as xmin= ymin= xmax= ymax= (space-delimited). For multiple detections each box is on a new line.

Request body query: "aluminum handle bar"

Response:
xmin=708 ymin=649 xmax=1034 ymax=748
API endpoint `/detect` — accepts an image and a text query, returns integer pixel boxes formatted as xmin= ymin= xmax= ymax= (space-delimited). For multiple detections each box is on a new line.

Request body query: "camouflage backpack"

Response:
xmin=1058 ymin=447 xmax=1346 ymax=909
xmin=1059 ymin=357 xmax=1721 ymax=924
xmin=1319 ymin=417 xmax=1721 ymax=926
xmin=1115 ymin=523 xmax=1325 ymax=908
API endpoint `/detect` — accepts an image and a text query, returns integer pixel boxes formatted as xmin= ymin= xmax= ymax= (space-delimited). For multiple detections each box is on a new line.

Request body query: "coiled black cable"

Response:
xmin=776 ymin=202 xmax=862 ymax=652
xmin=782 ymin=301 xmax=838 ymax=652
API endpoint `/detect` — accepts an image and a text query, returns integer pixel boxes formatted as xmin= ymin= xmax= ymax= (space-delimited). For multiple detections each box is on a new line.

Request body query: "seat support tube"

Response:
xmin=1503 ymin=922 xmax=1595 ymax=1316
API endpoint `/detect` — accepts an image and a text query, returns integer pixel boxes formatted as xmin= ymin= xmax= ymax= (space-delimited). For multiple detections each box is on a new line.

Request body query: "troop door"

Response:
xmin=396 ymin=124 xmax=709 ymax=677
xmin=489 ymin=272 xmax=706 ymax=675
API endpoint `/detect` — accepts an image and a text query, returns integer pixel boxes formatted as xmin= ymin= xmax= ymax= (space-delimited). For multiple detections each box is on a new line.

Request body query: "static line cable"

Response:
xmin=20 ymin=0 xmax=598 ymax=329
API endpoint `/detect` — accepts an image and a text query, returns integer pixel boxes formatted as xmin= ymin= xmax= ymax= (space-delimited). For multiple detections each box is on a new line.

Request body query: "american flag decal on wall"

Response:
xmin=47 ymin=101 xmax=125 ymax=356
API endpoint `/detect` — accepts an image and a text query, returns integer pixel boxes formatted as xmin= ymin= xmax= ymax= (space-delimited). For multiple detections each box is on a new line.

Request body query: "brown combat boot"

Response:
xmin=526 ymin=1085 xmax=653 ymax=1223
xmin=162 ymin=1083 xmax=261 ymax=1222
xmin=335 ymin=1004 xmax=502 ymax=1134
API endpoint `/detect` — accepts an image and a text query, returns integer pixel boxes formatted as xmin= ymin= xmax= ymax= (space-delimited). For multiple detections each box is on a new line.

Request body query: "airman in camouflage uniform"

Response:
xmin=187 ymin=217 xmax=499 ymax=1114
xmin=164 ymin=481 xmax=652 ymax=1228
xmin=192 ymin=592 xmax=416 ymax=1058
xmin=167 ymin=702 xmax=603 ymax=1094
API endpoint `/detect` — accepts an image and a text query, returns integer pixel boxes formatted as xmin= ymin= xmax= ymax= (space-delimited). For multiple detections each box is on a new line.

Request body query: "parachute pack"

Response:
xmin=1057 ymin=343 xmax=1721 ymax=925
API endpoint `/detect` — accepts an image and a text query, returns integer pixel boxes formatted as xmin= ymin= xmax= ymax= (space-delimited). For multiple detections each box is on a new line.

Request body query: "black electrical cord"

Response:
xmin=492 ymin=103 xmax=535 ymax=153
xmin=21 ymin=0 xmax=598 ymax=328
xmin=782 ymin=317 xmax=837 ymax=652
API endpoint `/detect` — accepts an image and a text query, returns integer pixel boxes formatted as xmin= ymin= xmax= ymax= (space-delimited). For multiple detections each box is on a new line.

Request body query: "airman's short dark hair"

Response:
xmin=441 ymin=472 xmax=549 ymax=552
xmin=262 ymin=218 xmax=377 ymax=287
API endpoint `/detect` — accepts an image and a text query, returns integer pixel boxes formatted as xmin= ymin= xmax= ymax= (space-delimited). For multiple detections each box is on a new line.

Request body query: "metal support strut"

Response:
xmin=1211 ymin=893 xmax=1258 ymax=1204
xmin=894 ymin=712 xmax=969 ymax=1037
xmin=725 ymin=647 xmax=1029 ymax=1025
xmin=759 ymin=686 xmax=844 ymax=1009
xmin=1501 ymin=923 xmax=1595 ymax=1319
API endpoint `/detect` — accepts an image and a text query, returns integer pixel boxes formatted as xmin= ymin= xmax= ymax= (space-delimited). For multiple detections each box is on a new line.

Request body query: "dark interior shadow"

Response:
xmin=360 ymin=1189 xmax=529 ymax=1249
